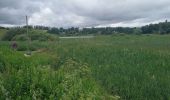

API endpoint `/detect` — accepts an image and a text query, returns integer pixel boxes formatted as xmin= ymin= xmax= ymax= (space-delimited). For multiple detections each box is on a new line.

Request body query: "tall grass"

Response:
xmin=0 ymin=44 xmax=116 ymax=99
xmin=1 ymin=34 xmax=170 ymax=99
xmin=53 ymin=35 xmax=170 ymax=100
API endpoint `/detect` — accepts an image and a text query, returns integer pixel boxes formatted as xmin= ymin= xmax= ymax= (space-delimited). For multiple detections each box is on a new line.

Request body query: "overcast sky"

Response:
xmin=0 ymin=0 xmax=170 ymax=28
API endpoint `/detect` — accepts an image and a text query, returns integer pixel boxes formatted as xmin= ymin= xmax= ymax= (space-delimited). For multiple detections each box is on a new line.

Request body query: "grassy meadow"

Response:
xmin=1 ymin=34 xmax=170 ymax=99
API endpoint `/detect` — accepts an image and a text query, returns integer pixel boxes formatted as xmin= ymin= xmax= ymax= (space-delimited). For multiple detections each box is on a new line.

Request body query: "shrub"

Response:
xmin=14 ymin=34 xmax=28 ymax=41
xmin=1 ymin=28 xmax=26 ymax=41
xmin=1 ymin=28 xmax=59 ymax=42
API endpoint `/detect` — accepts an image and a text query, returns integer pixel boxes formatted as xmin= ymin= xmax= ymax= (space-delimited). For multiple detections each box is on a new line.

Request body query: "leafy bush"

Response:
xmin=1 ymin=28 xmax=59 ymax=42
xmin=1 ymin=28 xmax=26 ymax=41
xmin=16 ymin=44 xmax=34 ymax=51
xmin=30 ymin=33 xmax=58 ymax=42
xmin=14 ymin=34 xmax=28 ymax=41
xmin=16 ymin=42 xmax=48 ymax=51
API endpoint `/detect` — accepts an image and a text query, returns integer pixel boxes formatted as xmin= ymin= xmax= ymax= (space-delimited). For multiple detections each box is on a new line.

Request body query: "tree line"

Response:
xmin=47 ymin=20 xmax=170 ymax=35
xmin=1 ymin=20 xmax=170 ymax=35
xmin=141 ymin=20 xmax=170 ymax=34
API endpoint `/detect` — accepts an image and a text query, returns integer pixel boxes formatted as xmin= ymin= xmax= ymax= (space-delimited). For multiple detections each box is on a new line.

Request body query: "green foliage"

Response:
xmin=1 ymin=28 xmax=59 ymax=41
xmin=16 ymin=41 xmax=49 ymax=51
xmin=29 ymin=30 xmax=59 ymax=41
xmin=1 ymin=28 xmax=26 ymax=41
xmin=14 ymin=34 xmax=28 ymax=41
xmin=141 ymin=20 xmax=170 ymax=34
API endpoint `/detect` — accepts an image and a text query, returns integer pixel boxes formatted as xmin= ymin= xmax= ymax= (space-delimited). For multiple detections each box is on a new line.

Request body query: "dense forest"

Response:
xmin=1 ymin=20 xmax=170 ymax=36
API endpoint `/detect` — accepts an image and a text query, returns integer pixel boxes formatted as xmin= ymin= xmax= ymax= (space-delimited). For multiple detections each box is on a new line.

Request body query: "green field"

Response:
xmin=0 ymin=35 xmax=170 ymax=99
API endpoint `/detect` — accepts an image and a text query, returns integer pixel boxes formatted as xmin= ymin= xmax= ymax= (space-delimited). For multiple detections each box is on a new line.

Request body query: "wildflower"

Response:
xmin=11 ymin=41 xmax=17 ymax=50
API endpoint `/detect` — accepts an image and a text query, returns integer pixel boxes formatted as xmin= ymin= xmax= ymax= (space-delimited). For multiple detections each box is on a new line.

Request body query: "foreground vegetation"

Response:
xmin=1 ymin=34 xmax=170 ymax=99
xmin=0 ymin=43 xmax=116 ymax=99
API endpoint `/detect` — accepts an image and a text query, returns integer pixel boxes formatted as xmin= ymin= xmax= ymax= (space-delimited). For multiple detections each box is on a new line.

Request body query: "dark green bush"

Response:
xmin=1 ymin=28 xmax=59 ymax=42
xmin=14 ymin=34 xmax=28 ymax=41
xmin=1 ymin=28 xmax=26 ymax=41
xmin=30 ymin=33 xmax=59 ymax=42
xmin=17 ymin=43 xmax=43 ymax=51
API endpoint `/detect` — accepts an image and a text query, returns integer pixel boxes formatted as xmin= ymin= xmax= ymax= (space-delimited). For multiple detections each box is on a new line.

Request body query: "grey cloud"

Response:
xmin=0 ymin=0 xmax=42 ymax=24
xmin=0 ymin=0 xmax=170 ymax=27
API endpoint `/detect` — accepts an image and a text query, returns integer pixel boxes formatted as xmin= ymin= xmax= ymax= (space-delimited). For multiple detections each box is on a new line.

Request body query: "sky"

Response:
xmin=0 ymin=0 xmax=170 ymax=28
